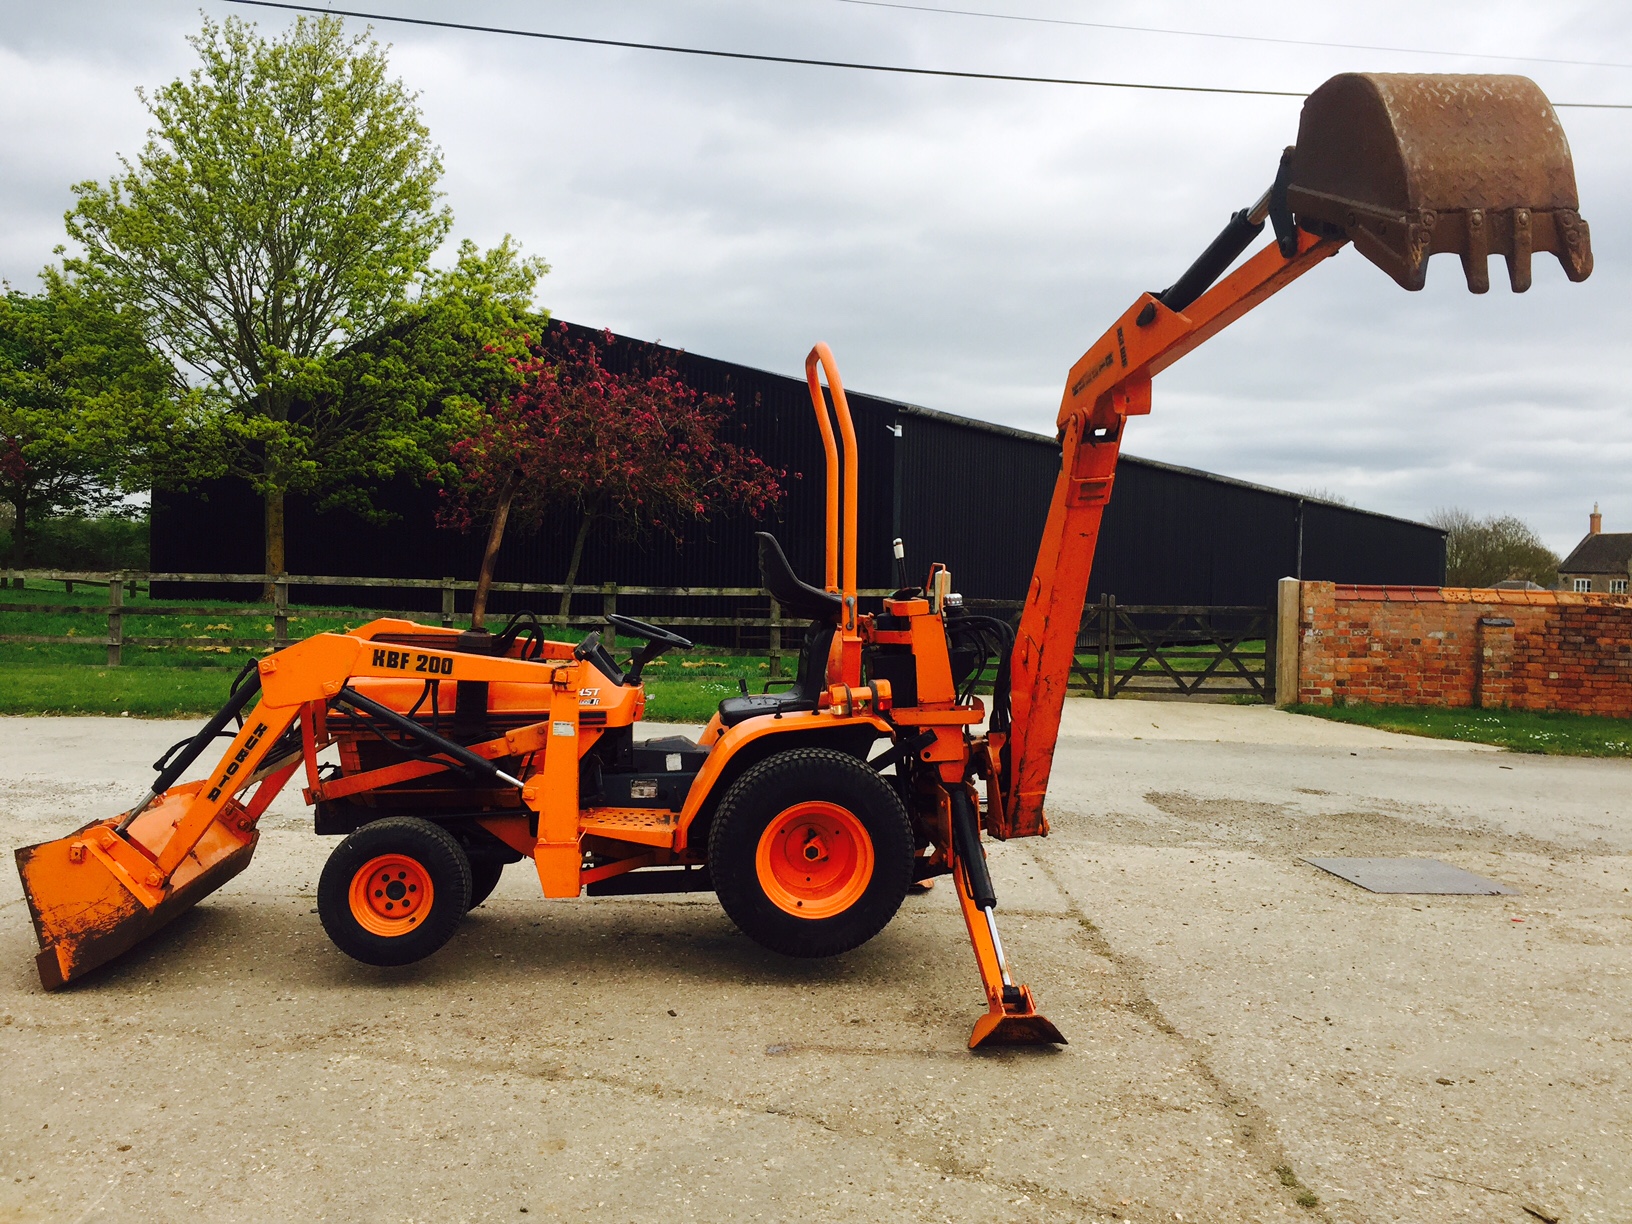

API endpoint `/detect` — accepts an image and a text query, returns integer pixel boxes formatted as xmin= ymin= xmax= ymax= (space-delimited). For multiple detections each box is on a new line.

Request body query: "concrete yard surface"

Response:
xmin=1 ymin=703 xmax=1628 ymax=1223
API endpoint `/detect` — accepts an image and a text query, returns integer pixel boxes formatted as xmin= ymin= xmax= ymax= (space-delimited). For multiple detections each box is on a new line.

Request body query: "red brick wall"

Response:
xmin=1294 ymin=583 xmax=1632 ymax=717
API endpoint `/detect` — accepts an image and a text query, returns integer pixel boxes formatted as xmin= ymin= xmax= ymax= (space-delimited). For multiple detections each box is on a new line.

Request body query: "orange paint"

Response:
xmin=755 ymin=801 xmax=875 ymax=919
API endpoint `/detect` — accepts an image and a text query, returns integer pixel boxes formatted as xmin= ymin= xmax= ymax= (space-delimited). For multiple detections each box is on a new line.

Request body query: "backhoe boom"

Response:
xmin=1000 ymin=230 xmax=1341 ymax=836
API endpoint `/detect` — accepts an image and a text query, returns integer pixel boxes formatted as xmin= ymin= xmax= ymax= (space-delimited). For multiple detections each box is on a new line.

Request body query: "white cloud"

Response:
xmin=3 ymin=0 xmax=1628 ymax=552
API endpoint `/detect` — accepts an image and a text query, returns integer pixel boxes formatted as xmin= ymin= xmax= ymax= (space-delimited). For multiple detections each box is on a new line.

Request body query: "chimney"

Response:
xmin=1589 ymin=502 xmax=1602 ymax=535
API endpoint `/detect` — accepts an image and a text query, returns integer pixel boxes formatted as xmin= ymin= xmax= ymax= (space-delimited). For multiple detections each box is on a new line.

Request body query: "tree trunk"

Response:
xmin=470 ymin=472 xmax=519 ymax=631
xmin=263 ymin=487 xmax=286 ymax=601
xmin=558 ymin=506 xmax=597 ymax=623
xmin=9 ymin=494 xmax=26 ymax=587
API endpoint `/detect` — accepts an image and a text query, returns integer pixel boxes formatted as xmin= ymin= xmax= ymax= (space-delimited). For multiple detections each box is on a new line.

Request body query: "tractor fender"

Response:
xmin=676 ymin=711 xmax=892 ymax=855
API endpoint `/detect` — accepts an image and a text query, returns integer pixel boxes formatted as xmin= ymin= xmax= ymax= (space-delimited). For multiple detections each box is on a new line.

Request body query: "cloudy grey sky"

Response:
xmin=2 ymin=1 xmax=1627 ymax=552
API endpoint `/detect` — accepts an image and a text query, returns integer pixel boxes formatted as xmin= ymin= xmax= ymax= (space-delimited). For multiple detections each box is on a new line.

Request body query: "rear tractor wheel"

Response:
xmin=318 ymin=817 xmax=473 ymax=967
xmin=709 ymin=748 xmax=913 ymax=958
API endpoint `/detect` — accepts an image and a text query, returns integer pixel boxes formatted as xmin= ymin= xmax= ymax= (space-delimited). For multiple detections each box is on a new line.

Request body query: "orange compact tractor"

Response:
xmin=15 ymin=74 xmax=1592 ymax=1047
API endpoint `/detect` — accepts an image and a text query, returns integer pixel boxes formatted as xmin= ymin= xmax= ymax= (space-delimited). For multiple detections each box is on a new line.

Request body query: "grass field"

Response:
xmin=1287 ymin=702 xmax=1632 ymax=758
xmin=0 ymin=657 xmax=778 ymax=722
xmin=1 ymin=579 xmax=1268 ymax=720
xmin=0 ymin=579 xmax=782 ymax=721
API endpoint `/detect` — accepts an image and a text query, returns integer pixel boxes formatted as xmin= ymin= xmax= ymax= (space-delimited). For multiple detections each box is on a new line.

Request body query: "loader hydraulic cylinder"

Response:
xmin=117 ymin=670 xmax=264 ymax=833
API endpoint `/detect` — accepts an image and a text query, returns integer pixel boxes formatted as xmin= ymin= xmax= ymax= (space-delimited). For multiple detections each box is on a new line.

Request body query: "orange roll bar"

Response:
xmin=804 ymin=344 xmax=859 ymax=630
xmin=804 ymin=347 xmax=841 ymax=594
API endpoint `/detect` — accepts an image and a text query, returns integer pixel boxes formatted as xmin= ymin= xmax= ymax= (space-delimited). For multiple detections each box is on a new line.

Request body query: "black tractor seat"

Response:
xmin=716 ymin=622 xmax=835 ymax=727
xmin=717 ymin=534 xmax=840 ymax=729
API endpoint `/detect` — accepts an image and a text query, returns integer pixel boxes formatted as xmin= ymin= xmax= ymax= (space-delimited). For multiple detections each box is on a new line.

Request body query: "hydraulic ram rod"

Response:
xmin=116 ymin=670 xmax=264 ymax=833
xmin=333 ymin=687 xmax=525 ymax=788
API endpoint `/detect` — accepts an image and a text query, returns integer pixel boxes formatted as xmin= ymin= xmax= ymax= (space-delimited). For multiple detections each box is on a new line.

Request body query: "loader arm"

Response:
xmin=15 ymin=628 xmax=560 ymax=989
xmin=1000 ymin=230 xmax=1341 ymax=836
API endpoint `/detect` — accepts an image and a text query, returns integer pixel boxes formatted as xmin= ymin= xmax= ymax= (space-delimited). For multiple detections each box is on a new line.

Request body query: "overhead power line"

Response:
xmin=834 ymin=0 xmax=1632 ymax=72
xmin=223 ymin=1 xmax=1632 ymax=109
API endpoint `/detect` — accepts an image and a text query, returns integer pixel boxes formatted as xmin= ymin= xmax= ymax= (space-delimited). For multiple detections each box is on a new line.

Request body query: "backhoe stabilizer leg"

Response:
xmin=946 ymin=787 xmax=1065 ymax=1049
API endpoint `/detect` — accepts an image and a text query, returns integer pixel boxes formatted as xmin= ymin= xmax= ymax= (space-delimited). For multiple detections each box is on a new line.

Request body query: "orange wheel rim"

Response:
xmin=755 ymin=801 xmax=874 ymax=919
xmin=348 ymin=854 xmax=435 ymax=937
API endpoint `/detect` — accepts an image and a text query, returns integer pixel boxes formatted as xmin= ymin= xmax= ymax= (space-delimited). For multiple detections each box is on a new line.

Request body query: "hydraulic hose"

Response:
xmin=117 ymin=669 xmax=264 ymax=833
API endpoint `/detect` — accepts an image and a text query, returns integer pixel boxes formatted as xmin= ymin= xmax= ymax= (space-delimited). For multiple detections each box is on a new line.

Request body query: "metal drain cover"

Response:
xmin=1304 ymin=857 xmax=1517 ymax=895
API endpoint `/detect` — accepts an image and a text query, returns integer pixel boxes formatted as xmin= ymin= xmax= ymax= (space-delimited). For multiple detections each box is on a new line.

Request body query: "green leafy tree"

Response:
xmin=255 ymin=236 xmax=548 ymax=524
xmin=64 ymin=14 xmax=453 ymax=589
xmin=1429 ymin=507 xmax=1562 ymax=588
xmin=0 ymin=273 xmax=178 ymax=568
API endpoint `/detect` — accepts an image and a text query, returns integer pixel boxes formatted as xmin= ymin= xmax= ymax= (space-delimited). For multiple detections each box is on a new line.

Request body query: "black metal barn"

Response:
xmin=151 ymin=323 xmax=1445 ymax=606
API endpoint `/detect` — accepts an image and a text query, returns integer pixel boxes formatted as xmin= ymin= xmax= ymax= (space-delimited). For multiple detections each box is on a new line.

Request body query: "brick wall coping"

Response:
xmin=1332 ymin=584 xmax=1632 ymax=608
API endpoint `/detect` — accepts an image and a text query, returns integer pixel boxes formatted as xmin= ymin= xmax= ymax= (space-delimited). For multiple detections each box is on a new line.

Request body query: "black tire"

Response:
xmin=467 ymin=858 xmax=505 ymax=909
xmin=709 ymin=747 xmax=913 ymax=958
xmin=318 ymin=817 xmax=473 ymax=967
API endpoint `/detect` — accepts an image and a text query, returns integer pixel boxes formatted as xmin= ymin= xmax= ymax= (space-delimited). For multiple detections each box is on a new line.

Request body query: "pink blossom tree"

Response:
xmin=439 ymin=324 xmax=782 ymax=628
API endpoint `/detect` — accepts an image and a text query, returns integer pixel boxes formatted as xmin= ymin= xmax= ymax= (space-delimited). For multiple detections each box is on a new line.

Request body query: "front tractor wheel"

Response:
xmin=318 ymin=817 xmax=473 ymax=967
xmin=710 ymin=748 xmax=913 ymax=958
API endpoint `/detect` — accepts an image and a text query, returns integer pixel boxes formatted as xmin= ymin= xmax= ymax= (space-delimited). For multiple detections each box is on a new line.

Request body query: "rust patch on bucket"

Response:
xmin=1287 ymin=73 xmax=1592 ymax=292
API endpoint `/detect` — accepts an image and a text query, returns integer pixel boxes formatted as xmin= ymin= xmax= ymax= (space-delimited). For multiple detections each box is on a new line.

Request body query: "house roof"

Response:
xmin=1559 ymin=532 xmax=1632 ymax=574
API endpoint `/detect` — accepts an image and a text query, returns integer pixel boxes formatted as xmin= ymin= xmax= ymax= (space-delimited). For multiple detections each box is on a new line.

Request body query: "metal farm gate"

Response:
xmin=1075 ymin=597 xmax=1275 ymax=699
xmin=973 ymin=595 xmax=1276 ymax=700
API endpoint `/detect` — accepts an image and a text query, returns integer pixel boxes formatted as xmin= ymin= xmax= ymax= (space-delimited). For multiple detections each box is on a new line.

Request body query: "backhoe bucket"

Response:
xmin=14 ymin=788 xmax=257 ymax=990
xmin=1286 ymin=73 xmax=1592 ymax=292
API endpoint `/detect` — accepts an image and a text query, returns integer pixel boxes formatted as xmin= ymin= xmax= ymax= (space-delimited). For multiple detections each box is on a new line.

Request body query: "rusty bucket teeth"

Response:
xmin=1285 ymin=73 xmax=1592 ymax=292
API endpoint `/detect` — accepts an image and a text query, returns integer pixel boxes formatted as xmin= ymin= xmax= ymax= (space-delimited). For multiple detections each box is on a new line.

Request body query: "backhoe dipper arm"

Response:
xmin=999 ymin=228 xmax=1343 ymax=837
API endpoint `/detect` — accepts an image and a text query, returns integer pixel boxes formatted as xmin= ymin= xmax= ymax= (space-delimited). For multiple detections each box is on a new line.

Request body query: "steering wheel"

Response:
xmin=607 ymin=614 xmax=693 ymax=651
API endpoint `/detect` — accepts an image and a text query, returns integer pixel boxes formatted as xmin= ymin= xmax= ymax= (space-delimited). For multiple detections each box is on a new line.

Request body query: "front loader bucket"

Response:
xmin=1286 ymin=73 xmax=1592 ymax=292
xmin=14 ymin=788 xmax=256 ymax=990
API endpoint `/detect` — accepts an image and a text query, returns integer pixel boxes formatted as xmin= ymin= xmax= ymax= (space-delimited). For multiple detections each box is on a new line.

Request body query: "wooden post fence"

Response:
xmin=0 ymin=569 xmax=895 ymax=670
xmin=273 ymin=580 xmax=290 ymax=649
xmin=768 ymin=598 xmax=783 ymax=678
xmin=1 ymin=570 xmax=1273 ymax=696
xmin=106 ymin=577 xmax=123 ymax=667
xmin=1098 ymin=593 xmax=1115 ymax=700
